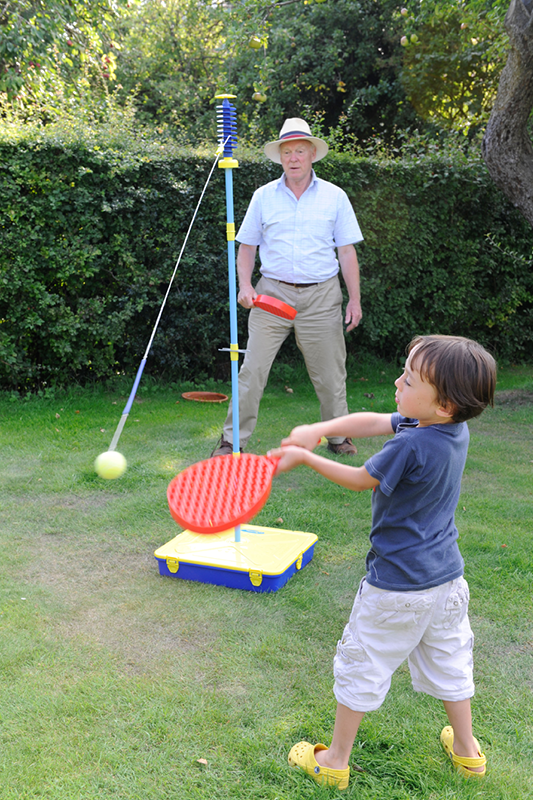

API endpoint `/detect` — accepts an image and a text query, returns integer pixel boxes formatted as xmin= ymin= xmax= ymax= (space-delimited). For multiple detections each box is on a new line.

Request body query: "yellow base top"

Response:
xmin=155 ymin=525 xmax=317 ymax=576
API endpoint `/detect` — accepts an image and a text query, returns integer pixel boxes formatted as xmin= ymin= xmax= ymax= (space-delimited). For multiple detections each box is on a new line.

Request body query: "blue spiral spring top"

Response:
xmin=217 ymin=98 xmax=238 ymax=158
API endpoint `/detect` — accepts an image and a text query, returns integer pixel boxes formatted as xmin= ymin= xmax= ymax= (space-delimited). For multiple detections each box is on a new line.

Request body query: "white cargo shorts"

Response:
xmin=333 ymin=577 xmax=474 ymax=713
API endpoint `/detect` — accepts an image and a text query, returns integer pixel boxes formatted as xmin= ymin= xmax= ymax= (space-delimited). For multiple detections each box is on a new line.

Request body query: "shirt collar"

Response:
xmin=277 ymin=169 xmax=318 ymax=192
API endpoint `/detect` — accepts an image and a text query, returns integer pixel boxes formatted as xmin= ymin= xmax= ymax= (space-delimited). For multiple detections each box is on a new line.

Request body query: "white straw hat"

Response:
xmin=264 ymin=118 xmax=329 ymax=164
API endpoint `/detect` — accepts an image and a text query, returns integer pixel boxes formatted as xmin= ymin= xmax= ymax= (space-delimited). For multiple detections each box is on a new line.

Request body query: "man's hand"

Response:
xmin=237 ymin=284 xmax=257 ymax=308
xmin=345 ymin=298 xmax=362 ymax=332
xmin=338 ymin=244 xmax=362 ymax=333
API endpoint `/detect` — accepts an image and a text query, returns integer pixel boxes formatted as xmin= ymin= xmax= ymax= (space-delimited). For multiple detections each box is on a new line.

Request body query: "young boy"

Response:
xmin=270 ymin=334 xmax=496 ymax=790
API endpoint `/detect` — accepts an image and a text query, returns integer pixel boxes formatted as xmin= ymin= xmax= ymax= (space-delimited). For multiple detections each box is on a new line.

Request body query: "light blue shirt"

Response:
xmin=236 ymin=170 xmax=363 ymax=283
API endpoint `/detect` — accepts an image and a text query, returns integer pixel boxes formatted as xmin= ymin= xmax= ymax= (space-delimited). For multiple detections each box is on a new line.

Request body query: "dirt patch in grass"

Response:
xmin=495 ymin=390 xmax=533 ymax=408
xmin=21 ymin=531 xmax=217 ymax=676
xmin=10 ymin=492 xmax=111 ymax=511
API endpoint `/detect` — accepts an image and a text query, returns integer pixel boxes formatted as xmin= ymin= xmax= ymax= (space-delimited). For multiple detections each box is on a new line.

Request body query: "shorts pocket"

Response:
xmin=443 ymin=579 xmax=470 ymax=629
xmin=335 ymin=627 xmax=367 ymax=664
xmin=373 ymin=592 xmax=434 ymax=627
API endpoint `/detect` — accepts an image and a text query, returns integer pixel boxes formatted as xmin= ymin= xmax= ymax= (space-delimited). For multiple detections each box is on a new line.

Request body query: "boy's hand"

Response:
xmin=269 ymin=445 xmax=308 ymax=474
xmin=281 ymin=424 xmax=321 ymax=451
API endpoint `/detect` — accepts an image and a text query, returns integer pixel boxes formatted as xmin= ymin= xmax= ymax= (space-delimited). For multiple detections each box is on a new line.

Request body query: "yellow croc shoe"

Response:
xmin=288 ymin=741 xmax=350 ymax=790
xmin=440 ymin=726 xmax=487 ymax=778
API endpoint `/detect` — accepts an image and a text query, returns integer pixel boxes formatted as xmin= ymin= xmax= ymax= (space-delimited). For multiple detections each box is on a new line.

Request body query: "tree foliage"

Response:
xmin=109 ymin=0 xmax=512 ymax=144
xmin=0 ymin=0 xmax=515 ymax=144
xmin=114 ymin=0 xmax=226 ymax=135
xmin=225 ymin=0 xmax=418 ymax=143
xmin=397 ymin=0 xmax=509 ymax=134
xmin=0 ymin=0 xmax=131 ymax=116
xmin=110 ymin=0 xmax=419 ymax=144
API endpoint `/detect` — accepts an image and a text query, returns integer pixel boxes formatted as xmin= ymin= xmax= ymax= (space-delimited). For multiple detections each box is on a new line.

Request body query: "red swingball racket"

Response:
xmin=167 ymin=453 xmax=279 ymax=534
xmin=253 ymin=294 xmax=297 ymax=320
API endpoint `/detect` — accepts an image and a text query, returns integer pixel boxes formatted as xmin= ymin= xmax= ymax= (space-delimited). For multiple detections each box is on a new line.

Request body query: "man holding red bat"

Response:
xmin=212 ymin=117 xmax=364 ymax=458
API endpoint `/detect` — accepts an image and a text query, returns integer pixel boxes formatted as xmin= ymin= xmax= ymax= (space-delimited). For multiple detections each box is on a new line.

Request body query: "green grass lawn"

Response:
xmin=1 ymin=359 xmax=532 ymax=799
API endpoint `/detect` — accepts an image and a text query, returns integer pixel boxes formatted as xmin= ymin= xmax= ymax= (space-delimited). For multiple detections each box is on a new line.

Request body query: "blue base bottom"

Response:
xmin=156 ymin=543 xmax=315 ymax=593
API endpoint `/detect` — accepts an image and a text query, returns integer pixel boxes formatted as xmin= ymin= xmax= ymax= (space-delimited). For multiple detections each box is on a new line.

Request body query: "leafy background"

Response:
xmin=1 ymin=122 xmax=531 ymax=391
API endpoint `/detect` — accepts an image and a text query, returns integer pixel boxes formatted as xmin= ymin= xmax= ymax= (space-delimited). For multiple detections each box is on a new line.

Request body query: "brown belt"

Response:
xmin=277 ymin=280 xmax=319 ymax=288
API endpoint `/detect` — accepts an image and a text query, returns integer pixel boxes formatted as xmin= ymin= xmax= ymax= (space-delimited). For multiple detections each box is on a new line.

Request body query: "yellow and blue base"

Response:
xmin=155 ymin=525 xmax=317 ymax=593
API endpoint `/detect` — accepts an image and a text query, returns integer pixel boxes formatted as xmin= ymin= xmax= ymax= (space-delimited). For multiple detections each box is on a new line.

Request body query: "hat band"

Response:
xmin=279 ymin=130 xmax=313 ymax=141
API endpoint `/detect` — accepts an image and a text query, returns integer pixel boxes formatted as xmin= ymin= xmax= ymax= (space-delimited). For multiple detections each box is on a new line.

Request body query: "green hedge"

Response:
xmin=1 ymin=127 xmax=531 ymax=391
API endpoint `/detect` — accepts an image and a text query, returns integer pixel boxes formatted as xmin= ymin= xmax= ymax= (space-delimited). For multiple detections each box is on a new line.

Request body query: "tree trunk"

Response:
xmin=482 ymin=0 xmax=533 ymax=228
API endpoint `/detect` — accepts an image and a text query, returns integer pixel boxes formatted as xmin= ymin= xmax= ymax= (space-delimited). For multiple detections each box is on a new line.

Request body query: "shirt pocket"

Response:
xmin=300 ymin=209 xmax=336 ymax=243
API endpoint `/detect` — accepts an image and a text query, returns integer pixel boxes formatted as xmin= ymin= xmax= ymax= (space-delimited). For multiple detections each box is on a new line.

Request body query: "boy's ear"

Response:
xmin=436 ymin=403 xmax=455 ymax=420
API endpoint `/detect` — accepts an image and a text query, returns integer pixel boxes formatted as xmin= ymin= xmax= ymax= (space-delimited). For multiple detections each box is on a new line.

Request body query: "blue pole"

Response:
xmin=216 ymin=94 xmax=241 ymax=542
xmin=224 ymin=167 xmax=240 ymax=455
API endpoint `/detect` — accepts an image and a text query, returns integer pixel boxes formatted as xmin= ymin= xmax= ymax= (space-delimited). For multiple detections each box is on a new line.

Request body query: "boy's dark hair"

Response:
xmin=407 ymin=335 xmax=496 ymax=423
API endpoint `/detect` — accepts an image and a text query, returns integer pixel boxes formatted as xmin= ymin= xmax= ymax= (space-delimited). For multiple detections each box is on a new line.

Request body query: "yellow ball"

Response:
xmin=95 ymin=450 xmax=127 ymax=480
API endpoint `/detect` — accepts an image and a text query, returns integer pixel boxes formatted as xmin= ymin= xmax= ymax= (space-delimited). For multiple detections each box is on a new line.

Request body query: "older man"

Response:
xmin=212 ymin=118 xmax=363 ymax=457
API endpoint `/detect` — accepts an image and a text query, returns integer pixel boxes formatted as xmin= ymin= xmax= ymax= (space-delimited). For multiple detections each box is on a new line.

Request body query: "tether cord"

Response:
xmin=108 ymin=145 xmax=225 ymax=452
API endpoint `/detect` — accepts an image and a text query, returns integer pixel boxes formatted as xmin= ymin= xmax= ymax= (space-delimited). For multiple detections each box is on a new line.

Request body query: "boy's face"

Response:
xmin=394 ymin=348 xmax=453 ymax=426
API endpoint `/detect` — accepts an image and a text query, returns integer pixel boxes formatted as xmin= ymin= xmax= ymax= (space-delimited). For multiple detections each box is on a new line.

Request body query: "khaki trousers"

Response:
xmin=223 ymin=275 xmax=349 ymax=448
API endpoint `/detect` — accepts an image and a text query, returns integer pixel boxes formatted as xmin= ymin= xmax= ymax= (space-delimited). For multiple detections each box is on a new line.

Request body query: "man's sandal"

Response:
xmin=440 ymin=726 xmax=487 ymax=778
xmin=288 ymin=741 xmax=350 ymax=790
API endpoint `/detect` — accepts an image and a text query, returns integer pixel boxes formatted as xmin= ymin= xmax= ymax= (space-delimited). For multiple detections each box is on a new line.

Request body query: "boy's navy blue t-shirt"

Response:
xmin=364 ymin=413 xmax=467 ymax=591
